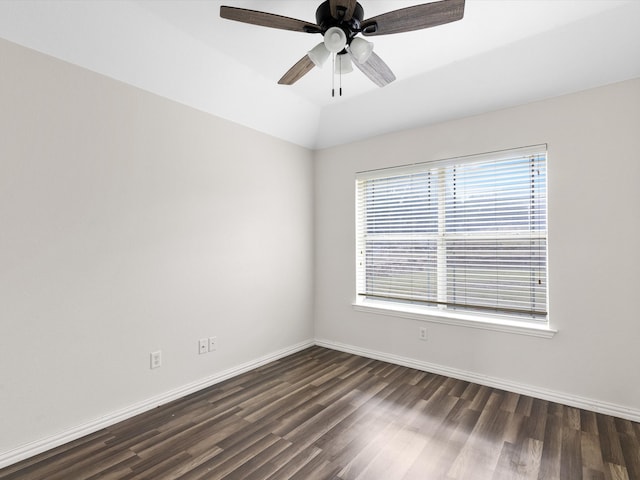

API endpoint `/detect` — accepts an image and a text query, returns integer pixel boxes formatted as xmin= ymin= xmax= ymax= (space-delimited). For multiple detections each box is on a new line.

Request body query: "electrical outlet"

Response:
xmin=150 ymin=350 xmax=162 ymax=369
xmin=208 ymin=336 xmax=217 ymax=352
xmin=198 ymin=338 xmax=208 ymax=354
xmin=419 ymin=327 xmax=428 ymax=341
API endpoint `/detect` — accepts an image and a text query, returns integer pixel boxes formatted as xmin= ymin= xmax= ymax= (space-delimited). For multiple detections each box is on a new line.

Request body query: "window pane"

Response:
xmin=446 ymin=237 xmax=547 ymax=315
xmin=356 ymin=146 xmax=548 ymax=321
xmin=363 ymin=172 xmax=438 ymax=234
xmin=445 ymin=156 xmax=546 ymax=233
xmin=365 ymin=239 xmax=437 ymax=301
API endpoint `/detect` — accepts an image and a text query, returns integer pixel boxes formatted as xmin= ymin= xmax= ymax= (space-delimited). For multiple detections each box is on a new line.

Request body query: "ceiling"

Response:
xmin=0 ymin=0 xmax=639 ymax=149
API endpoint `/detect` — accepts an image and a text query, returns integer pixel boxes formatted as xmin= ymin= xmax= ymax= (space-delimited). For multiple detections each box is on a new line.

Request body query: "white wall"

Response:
xmin=315 ymin=78 xmax=640 ymax=415
xmin=2 ymin=30 xmax=639 ymax=467
xmin=0 ymin=38 xmax=314 ymax=456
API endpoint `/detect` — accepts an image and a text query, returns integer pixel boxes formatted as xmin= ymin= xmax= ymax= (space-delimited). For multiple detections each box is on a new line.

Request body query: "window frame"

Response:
xmin=354 ymin=145 xmax=556 ymax=338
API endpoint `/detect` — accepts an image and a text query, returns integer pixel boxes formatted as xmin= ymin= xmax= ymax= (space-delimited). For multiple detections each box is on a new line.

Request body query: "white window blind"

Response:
xmin=356 ymin=145 xmax=548 ymax=321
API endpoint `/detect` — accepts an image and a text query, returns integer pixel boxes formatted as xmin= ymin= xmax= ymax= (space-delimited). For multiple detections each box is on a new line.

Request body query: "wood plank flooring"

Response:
xmin=1 ymin=346 xmax=639 ymax=480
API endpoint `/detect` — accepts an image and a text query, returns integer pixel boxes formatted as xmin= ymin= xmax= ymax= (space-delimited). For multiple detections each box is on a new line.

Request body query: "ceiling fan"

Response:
xmin=220 ymin=0 xmax=465 ymax=91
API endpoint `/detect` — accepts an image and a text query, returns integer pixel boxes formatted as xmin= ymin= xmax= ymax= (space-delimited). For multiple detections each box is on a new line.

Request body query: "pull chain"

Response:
xmin=339 ymin=56 xmax=343 ymax=97
xmin=332 ymin=53 xmax=335 ymax=97
xmin=331 ymin=53 xmax=344 ymax=98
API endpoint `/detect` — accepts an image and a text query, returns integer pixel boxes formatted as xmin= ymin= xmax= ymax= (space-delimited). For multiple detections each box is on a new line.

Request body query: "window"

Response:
xmin=355 ymin=145 xmax=548 ymax=328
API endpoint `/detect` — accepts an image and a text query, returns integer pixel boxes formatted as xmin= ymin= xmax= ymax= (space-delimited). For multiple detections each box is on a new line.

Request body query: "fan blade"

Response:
xmin=329 ymin=0 xmax=358 ymax=21
xmin=361 ymin=0 xmax=464 ymax=36
xmin=348 ymin=50 xmax=396 ymax=87
xmin=278 ymin=55 xmax=316 ymax=85
xmin=220 ymin=6 xmax=321 ymax=34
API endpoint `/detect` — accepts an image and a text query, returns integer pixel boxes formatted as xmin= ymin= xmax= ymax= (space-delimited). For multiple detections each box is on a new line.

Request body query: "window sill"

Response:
xmin=353 ymin=299 xmax=557 ymax=338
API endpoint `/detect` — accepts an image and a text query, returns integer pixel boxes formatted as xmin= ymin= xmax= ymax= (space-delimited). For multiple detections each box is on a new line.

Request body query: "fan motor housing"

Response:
xmin=315 ymin=1 xmax=364 ymax=40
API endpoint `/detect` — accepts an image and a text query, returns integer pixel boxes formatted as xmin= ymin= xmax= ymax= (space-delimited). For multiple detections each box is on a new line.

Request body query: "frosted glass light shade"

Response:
xmin=335 ymin=54 xmax=353 ymax=74
xmin=324 ymin=26 xmax=347 ymax=53
xmin=308 ymin=42 xmax=330 ymax=67
xmin=350 ymin=37 xmax=374 ymax=64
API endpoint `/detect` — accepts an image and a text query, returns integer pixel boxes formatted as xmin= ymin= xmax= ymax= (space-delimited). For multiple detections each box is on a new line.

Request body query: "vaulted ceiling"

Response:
xmin=1 ymin=0 xmax=639 ymax=149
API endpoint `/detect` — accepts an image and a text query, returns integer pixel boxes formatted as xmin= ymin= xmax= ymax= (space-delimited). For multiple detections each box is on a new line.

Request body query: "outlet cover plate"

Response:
xmin=419 ymin=327 xmax=428 ymax=341
xmin=150 ymin=350 xmax=162 ymax=369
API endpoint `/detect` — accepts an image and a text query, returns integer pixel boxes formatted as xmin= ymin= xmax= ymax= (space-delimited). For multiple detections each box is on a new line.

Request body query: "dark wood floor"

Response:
xmin=1 ymin=346 xmax=639 ymax=480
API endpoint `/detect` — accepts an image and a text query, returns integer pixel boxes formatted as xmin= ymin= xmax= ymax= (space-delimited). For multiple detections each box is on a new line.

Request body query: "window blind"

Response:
xmin=356 ymin=146 xmax=548 ymax=321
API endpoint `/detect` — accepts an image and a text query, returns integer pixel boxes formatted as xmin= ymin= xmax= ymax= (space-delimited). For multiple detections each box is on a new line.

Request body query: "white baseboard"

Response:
xmin=3 ymin=337 xmax=638 ymax=470
xmin=0 ymin=340 xmax=314 ymax=470
xmin=314 ymin=339 xmax=640 ymax=423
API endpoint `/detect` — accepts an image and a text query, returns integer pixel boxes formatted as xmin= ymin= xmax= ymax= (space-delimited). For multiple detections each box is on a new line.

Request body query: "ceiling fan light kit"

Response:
xmin=349 ymin=37 xmax=374 ymax=64
xmin=324 ymin=26 xmax=348 ymax=53
xmin=335 ymin=53 xmax=354 ymax=74
xmin=220 ymin=0 xmax=465 ymax=94
xmin=308 ymin=42 xmax=331 ymax=68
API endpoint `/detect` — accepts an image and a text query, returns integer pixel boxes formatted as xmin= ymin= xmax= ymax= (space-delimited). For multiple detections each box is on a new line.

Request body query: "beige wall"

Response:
xmin=315 ymin=78 xmax=640 ymax=415
xmin=0 ymin=38 xmax=314 ymax=456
